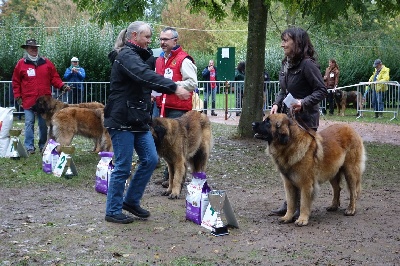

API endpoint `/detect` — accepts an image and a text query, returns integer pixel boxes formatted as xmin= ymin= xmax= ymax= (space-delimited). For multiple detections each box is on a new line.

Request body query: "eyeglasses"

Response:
xmin=158 ymin=37 xmax=176 ymax=42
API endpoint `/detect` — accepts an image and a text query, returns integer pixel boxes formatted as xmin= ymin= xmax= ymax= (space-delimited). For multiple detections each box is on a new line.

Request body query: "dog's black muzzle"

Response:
xmin=252 ymin=121 xmax=270 ymax=141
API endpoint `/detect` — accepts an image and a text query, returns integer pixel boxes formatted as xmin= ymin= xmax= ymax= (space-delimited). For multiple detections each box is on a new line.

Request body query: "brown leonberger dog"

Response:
xmin=252 ymin=113 xmax=366 ymax=226
xmin=334 ymin=90 xmax=363 ymax=116
xmin=151 ymin=110 xmax=213 ymax=199
xmin=49 ymin=107 xmax=112 ymax=153
xmin=32 ymin=95 xmax=104 ymax=126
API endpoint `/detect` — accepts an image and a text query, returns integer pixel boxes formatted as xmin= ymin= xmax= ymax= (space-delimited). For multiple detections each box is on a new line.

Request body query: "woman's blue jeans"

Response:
xmin=105 ymin=129 xmax=158 ymax=216
xmin=24 ymin=108 xmax=47 ymax=151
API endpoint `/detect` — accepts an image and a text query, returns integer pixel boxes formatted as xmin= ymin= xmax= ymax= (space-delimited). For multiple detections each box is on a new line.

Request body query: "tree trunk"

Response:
xmin=237 ymin=0 xmax=269 ymax=138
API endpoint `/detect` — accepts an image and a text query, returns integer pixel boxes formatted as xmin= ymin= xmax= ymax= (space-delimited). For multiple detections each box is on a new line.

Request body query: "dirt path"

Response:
xmin=0 ymin=112 xmax=399 ymax=265
xmin=208 ymin=110 xmax=400 ymax=146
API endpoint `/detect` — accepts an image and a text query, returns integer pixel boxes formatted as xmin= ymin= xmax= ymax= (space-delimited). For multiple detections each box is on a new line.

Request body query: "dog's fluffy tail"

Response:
xmin=356 ymin=144 xmax=366 ymax=199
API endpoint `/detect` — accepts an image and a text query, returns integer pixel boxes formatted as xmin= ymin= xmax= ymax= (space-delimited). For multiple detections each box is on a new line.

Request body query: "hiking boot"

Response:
xmin=154 ymin=173 xmax=168 ymax=185
xmin=269 ymin=200 xmax=300 ymax=220
xmin=105 ymin=213 xmax=134 ymax=224
xmin=269 ymin=201 xmax=287 ymax=216
xmin=122 ymin=202 xmax=150 ymax=218
xmin=161 ymin=180 xmax=169 ymax=188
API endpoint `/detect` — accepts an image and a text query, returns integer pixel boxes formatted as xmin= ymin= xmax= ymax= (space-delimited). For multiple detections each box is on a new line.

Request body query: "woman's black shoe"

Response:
xmin=123 ymin=202 xmax=150 ymax=218
xmin=105 ymin=213 xmax=134 ymax=224
xmin=269 ymin=201 xmax=287 ymax=216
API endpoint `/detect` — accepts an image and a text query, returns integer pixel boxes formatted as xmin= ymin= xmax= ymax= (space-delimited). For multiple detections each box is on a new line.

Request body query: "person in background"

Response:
xmin=63 ymin=57 xmax=86 ymax=103
xmin=234 ymin=61 xmax=245 ymax=116
xmin=12 ymin=39 xmax=70 ymax=154
xmin=201 ymin=59 xmax=218 ymax=116
xmin=154 ymin=26 xmax=197 ymax=188
xmin=263 ymin=69 xmax=270 ymax=115
xmin=103 ymin=21 xmax=190 ymax=224
xmin=323 ymin=59 xmax=340 ymax=115
xmin=269 ymin=27 xmax=327 ymax=219
xmin=363 ymin=59 xmax=390 ymax=118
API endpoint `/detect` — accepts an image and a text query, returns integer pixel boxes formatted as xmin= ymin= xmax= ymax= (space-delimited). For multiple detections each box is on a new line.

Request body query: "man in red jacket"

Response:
xmin=12 ymin=39 xmax=70 ymax=154
xmin=154 ymin=27 xmax=197 ymax=187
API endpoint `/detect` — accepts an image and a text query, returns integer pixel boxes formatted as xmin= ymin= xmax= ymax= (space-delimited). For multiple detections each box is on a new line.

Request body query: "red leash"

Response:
xmin=160 ymin=94 xmax=167 ymax=117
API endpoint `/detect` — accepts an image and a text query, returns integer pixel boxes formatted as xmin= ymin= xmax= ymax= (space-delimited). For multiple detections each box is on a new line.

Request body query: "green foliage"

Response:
xmin=1 ymin=8 xmax=400 ymax=84
xmin=263 ymin=29 xmax=400 ymax=85
xmin=72 ymin=0 xmax=151 ymax=27
xmin=46 ymin=21 xmax=117 ymax=81
xmin=0 ymin=16 xmax=119 ymax=81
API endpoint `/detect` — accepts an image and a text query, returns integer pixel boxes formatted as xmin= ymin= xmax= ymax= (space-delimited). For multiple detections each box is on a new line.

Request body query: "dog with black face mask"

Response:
xmin=252 ymin=113 xmax=366 ymax=226
xmin=151 ymin=110 xmax=213 ymax=199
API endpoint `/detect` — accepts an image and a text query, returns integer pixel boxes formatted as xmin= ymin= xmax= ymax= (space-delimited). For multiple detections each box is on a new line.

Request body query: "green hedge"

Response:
xmin=0 ymin=17 xmax=398 ymax=87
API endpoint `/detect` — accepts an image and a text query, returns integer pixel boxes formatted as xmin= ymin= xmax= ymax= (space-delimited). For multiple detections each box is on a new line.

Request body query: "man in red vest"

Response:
xmin=154 ymin=27 xmax=197 ymax=187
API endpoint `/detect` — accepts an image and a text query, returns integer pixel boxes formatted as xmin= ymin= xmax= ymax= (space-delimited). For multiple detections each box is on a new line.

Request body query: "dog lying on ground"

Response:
xmin=334 ymin=90 xmax=363 ymax=116
xmin=48 ymin=107 xmax=112 ymax=153
xmin=151 ymin=110 xmax=213 ymax=199
xmin=32 ymin=95 xmax=104 ymax=126
xmin=252 ymin=113 xmax=366 ymax=226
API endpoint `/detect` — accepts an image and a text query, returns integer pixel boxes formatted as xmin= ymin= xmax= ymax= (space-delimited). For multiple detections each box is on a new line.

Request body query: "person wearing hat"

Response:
xmin=12 ymin=39 xmax=70 ymax=154
xmin=63 ymin=57 xmax=86 ymax=103
xmin=363 ymin=59 xmax=390 ymax=118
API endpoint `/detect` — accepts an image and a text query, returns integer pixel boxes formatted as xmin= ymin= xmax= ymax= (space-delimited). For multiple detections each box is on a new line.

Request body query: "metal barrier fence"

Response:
xmin=195 ymin=80 xmax=282 ymax=116
xmin=1 ymin=80 xmax=398 ymax=120
xmin=0 ymin=80 xmax=281 ymax=116
xmin=0 ymin=81 xmax=111 ymax=116
xmin=333 ymin=81 xmax=399 ymax=121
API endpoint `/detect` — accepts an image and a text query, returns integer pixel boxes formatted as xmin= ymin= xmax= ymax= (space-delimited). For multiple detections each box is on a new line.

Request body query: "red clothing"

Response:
xmin=155 ymin=46 xmax=193 ymax=111
xmin=12 ymin=57 xmax=64 ymax=109
xmin=210 ymin=68 xmax=216 ymax=88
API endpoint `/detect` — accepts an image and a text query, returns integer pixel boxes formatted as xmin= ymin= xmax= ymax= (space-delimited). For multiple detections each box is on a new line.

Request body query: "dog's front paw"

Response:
xmin=168 ymin=193 xmax=180 ymax=200
xmin=279 ymin=215 xmax=294 ymax=224
xmin=344 ymin=208 xmax=356 ymax=216
xmin=294 ymin=216 xmax=309 ymax=226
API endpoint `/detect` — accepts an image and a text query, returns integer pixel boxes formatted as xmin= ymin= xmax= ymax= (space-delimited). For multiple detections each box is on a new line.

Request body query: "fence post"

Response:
xmin=224 ymin=81 xmax=230 ymax=120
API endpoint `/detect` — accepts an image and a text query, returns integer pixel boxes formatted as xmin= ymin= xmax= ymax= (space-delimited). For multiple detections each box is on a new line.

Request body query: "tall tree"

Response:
xmin=0 ymin=0 xmax=42 ymax=25
xmin=188 ymin=0 xmax=400 ymax=137
xmin=156 ymin=0 xmax=215 ymax=53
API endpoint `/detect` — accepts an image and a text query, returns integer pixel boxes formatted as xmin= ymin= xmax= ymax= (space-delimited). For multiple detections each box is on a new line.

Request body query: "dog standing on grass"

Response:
xmin=48 ymin=107 xmax=112 ymax=153
xmin=32 ymin=95 xmax=108 ymax=152
xmin=334 ymin=90 xmax=363 ymax=116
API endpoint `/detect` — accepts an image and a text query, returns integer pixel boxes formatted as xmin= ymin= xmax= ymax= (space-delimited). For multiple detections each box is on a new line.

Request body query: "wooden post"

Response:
xmin=224 ymin=81 xmax=230 ymax=120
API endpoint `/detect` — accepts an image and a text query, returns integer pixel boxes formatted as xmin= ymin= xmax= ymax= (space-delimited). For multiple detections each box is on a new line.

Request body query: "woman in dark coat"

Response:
xmin=269 ymin=27 xmax=328 ymax=217
xmin=103 ymin=21 xmax=190 ymax=224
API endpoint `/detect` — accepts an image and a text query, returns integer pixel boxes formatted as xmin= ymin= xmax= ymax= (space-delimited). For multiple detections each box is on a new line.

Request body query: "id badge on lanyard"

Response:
xmin=160 ymin=68 xmax=174 ymax=117
xmin=27 ymin=68 xmax=36 ymax=77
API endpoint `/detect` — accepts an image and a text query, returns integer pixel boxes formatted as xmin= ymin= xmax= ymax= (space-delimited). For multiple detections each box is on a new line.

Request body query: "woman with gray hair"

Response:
xmin=103 ymin=21 xmax=190 ymax=224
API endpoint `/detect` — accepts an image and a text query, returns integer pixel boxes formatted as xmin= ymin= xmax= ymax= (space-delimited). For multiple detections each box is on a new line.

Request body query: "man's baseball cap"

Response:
xmin=373 ymin=59 xmax=382 ymax=67
xmin=21 ymin=39 xmax=41 ymax=48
